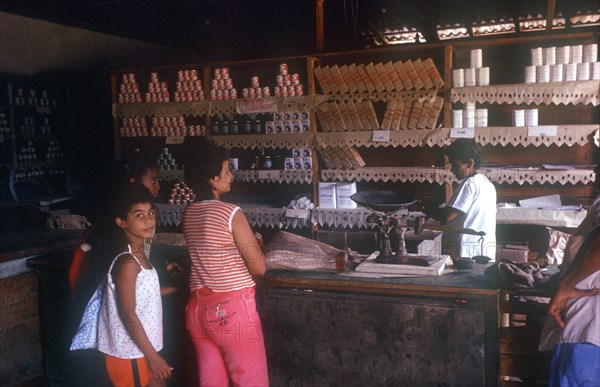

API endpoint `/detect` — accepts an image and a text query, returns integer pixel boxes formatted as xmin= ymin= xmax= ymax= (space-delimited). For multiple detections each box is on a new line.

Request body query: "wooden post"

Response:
xmin=316 ymin=0 xmax=324 ymax=52
xmin=443 ymin=45 xmax=454 ymax=202
xmin=546 ymin=0 xmax=556 ymax=31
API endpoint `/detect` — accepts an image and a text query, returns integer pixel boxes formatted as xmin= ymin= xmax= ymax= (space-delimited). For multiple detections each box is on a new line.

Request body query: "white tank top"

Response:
xmin=98 ymin=245 xmax=163 ymax=358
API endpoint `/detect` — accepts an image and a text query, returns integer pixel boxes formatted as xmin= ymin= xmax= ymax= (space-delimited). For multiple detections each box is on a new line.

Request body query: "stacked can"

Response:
xmin=117 ymin=73 xmax=143 ymax=103
xmin=274 ymin=63 xmax=304 ymax=97
xmin=451 ymin=49 xmax=489 ymax=87
xmin=287 ymin=147 xmax=312 ymax=170
xmin=242 ymin=75 xmax=270 ymax=100
xmin=157 ymin=148 xmax=180 ymax=171
xmin=119 ymin=116 xmax=148 ymax=137
xmin=529 ymin=43 xmax=599 ymax=82
xmin=45 ymin=141 xmax=64 ymax=161
xmin=168 ymin=181 xmax=196 ymax=205
xmin=145 ymin=72 xmax=170 ymax=103
xmin=174 ymin=69 xmax=204 ymax=102
xmin=210 ymin=68 xmax=237 ymax=101
xmin=147 ymin=115 xmax=205 ymax=137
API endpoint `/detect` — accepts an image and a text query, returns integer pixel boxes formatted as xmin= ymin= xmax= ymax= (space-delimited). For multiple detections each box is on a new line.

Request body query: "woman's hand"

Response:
xmin=548 ymin=286 xmax=598 ymax=329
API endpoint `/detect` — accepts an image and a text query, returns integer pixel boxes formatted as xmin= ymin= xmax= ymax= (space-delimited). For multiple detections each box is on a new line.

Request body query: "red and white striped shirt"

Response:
xmin=183 ymin=200 xmax=255 ymax=292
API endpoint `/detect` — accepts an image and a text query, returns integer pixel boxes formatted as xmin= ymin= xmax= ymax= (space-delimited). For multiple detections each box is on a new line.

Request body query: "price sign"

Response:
xmin=236 ymin=98 xmax=278 ymax=114
xmin=528 ymin=125 xmax=557 ymax=137
xmin=371 ymin=130 xmax=391 ymax=142
xmin=166 ymin=136 xmax=185 ymax=144
xmin=285 ymin=208 xmax=310 ymax=219
xmin=450 ymin=128 xmax=475 ymax=138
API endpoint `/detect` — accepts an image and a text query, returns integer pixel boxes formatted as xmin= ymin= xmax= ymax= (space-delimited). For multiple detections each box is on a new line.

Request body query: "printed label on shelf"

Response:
xmin=258 ymin=170 xmax=276 ymax=180
xmin=450 ymin=128 xmax=475 ymax=138
xmin=236 ymin=98 xmax=278 ymax=114
xmin=528 ymin=125 xmax=557 ymax=137
xmin=166 ymin=136 xmax=185 ymax=144
xmin=371 ymin=130 xmax=391 ymax=142
xmin=285 ymin=208 xmax=310 ymax=219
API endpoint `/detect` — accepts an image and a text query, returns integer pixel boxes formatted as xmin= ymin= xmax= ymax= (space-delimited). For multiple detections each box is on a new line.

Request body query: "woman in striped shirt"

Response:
xmin=183 ymin=144 xmax=268 ymax=387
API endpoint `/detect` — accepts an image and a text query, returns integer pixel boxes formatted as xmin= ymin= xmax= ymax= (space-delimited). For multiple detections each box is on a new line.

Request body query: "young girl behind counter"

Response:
xmin=183 ymin=143 xmax=268 ymax=387
xmin=97 ymin=183 xmax=172 ymax=386
xmin=419 ymin=139 xmax=497 ymax=260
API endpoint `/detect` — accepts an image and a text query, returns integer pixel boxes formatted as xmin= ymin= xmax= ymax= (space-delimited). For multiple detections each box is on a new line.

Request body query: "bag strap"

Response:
xmin=106 ymin=245 xmax=142 ymax=281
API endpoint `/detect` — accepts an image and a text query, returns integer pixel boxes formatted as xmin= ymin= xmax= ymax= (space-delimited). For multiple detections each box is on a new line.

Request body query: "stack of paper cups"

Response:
xmin=565 ymin=63 xmax=578 ymax=81
xmin=556 ymin=46 xmax=570 ymax=64
xmin=524 ymin=66 xmax=536 ymax=83
xmin=513 ymin=110 xmax=525 ymax=127
xmin=531 ymin=47 xmax=543 ymax=66
xmin=477 ymin=67 xmax=490 ymax=85
xmin=577 ymin=62 xmax=590 ymax=80
xmin=464 ymin=68 xmax=477 ymax=86
xmin=464 ymin=108 xmax=476 ymax=128
xmin=543 ymin=47 xmax=556 ymax=65
xmin=536 ymin=65 xmax=550 ymax=82
xmin=592 ymin=62 xmax=600 ymax=80
xmin=571 ymin=45 xmax=583 ymax=63
xmin=471 ymin=49 xmax=483 ymax=68
xmin=550 ymin=64 xmax=564 ymax=82
xmin=583 ymin=44 xmax=598 ymax=62
xmin=476 ymin=109 xmax=488 ymax=127
xmin=525 ymin=109 xmax=538 ymax=127
xmin=452 ymin=110 xmax=463 ymax=128
xmin=452 ymin=69 xmax=465 ymax=87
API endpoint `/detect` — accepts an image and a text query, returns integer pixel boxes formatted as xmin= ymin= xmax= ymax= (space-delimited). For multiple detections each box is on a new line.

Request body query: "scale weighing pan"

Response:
xmin=350 ymin=191 xmax=417 ymax=213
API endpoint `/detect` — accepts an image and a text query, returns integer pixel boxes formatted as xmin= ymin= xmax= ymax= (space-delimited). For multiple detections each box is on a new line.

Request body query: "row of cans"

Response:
xmin=531 ymin=44 xmax=598 ymax=66
xmin=513 ymin=109 xmax=539 ymax=127
xmin=525 ymin=62 xmax=600 ymax=83
xmin=144 ymin=92 xmax=170 ymax=103
xmin=151 ymin=115 xmax=186 ymax=128
xmin=120 ymin=83 xmax=140 ymax=94
xmin=14 ymin=170 xmax=64 ymax=181
xmin=16 ymin=89 xmax=51 ymax=98
xmin=147 ymin=81 xmax=169 ymax=94
xmin=452 ymin=108 xmax=488 ymax=128
xmin=212 ymin=77 xmax=234 ymax=90
xmin=119 ymin=126 xmax=206 ymax=137
xmin=452 ymin=67 xmax=490 ymax=87
xmin=177 ymin=80 xmax=203 ymax=92
xmin=13 ymin=97 xmax=56 ymax=107
xmin=117 ymin=93 xmax=143 ymax=104
xmin=174 ymin=90 xmax=205 ymax=102
xmin=177 ymin=70 xmax=200 ymax=82
xmin=209 ymin=88 xmax=238 ymax=101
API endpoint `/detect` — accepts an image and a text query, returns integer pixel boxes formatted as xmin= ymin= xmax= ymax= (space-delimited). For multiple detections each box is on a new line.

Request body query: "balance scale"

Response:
xmin=350 ymin=191 xmax=486 ymax=275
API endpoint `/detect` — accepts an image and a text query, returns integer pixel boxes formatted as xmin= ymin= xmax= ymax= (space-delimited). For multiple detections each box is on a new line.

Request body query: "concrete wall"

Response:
xmin=0 ymin=11 xmax=201 ymax=75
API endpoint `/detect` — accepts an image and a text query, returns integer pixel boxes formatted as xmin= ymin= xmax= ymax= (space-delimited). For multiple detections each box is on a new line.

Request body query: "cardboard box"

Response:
xmin=318 ymin=182 xmax=337 ymax=208
xmin=336 ymin=182 xmax=357 ymax=209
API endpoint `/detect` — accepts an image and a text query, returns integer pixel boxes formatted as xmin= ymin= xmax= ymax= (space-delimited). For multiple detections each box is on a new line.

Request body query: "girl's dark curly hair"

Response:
xmin=444 ymin=139 xmax=483 ymax=168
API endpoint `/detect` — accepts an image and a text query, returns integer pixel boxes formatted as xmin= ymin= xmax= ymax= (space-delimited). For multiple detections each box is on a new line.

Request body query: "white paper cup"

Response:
xmin=452 ymin=69 xmax=465 ymax=87
xmin=536 ymin=65 xmax=550 ymax=83
xmin=513 ymin=110 xmax=525 ymax=127
xmin=577 ymin=62 xmax=590 ymax=80
xmin=452 ymin=110 xmax=463 ymax=128
xmin=531 ymin=47 xmax=543 ymax=66
xmin=477 ymin=67 xmax=490 ymax=86
xmin=525 ymin=109 xmax=538 ymax=127
xmin=524 ymin=66 xmax=536 ymax=83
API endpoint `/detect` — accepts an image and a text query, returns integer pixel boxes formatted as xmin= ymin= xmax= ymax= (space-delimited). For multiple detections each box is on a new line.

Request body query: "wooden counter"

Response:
xmin=256 ymin=266 xmax=502 ymax=387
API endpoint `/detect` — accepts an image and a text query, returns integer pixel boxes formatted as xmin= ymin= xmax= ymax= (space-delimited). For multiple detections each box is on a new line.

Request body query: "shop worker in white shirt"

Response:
xmin=540 ymin=193 xmax=600 ymax=386
xmin=417 ymin=139 xmax=497 ymax=260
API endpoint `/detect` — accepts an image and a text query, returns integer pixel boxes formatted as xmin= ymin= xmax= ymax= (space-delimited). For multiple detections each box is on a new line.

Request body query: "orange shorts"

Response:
xmin=104 ymin=354 xmax=151 ymax=387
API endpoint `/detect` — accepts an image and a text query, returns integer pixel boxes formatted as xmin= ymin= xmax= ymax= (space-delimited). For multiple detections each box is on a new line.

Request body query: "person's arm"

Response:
xmin=413 ymin=201 xmax=463 ymax=224
xmin=113 ymin=255 xmax=172 ymax=380
xmin=231 ymin=210 xmax=267 ymax=275
xmin=548 ymin=230 xmax=600 ymax=328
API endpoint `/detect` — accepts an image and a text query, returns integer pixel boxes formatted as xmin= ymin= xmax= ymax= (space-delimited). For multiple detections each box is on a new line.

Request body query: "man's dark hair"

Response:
xmin=444 ymin=139 xmax=483 ymax=168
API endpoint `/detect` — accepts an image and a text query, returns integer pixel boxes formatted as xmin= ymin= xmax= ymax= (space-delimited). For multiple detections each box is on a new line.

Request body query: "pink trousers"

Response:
xmin=186 ymin=286 xmax=269 ymax=387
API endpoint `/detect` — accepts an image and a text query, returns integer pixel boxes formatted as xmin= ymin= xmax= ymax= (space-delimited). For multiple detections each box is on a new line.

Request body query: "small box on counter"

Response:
xmin=318 ymin=182 xmax=337 ymax=208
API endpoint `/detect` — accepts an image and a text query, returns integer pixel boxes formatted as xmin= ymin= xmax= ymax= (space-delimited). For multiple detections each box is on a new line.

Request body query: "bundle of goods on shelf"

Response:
xmin=382 ymin=95 xmax=444 ymax=130
xmin=452 ymin=49 xmax=490 ymax=87
xmin=157 ymin=148 xmax=182 ymax=171
xmin=452 ymin=102 xmax=488 ymax=128
xmin=117 ymin=73 xmax=143 ymax=103
xmin=316 ymin=100 xmax=378 ymax=131
xmin=273 ymin=63 xmax=304 ymax=97
xmin=266 ymin=111 xmax=310 ymax=134
xmin=318 ymin=145 xmax=365 ymax=170
xmin=313 ymin=58 xmax=444 ymax=94
xmin=526 ymin=43 xmax=599 ymax=83
xmin=167 ymin=181 xmax=196 ymax=205
xmin=174 ymin=69 xmax=204 ymax=102
xmin=145 ymin=72 xmax=170 ymax=103
xmin=242 ymin=75 xmax=270 ymax=99
xmin=13 ymin=88 xmax=56 ymax=107
xmin=512 ymin=108 xmax=539 ymax=127
xmin=284 ymin=147 xmax=312 ymax=170
xmin=209 ymin=68 xmax=237 ymax=100
xmin=318 ymin=182 xmax=357 ymax=209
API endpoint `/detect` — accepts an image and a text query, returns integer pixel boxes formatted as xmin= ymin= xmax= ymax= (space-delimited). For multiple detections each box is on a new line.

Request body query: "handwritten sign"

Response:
xmin=236 ymin=98 xmax=278 ymax=114
xmin=371 ymin=130 xmax=391 ymax=142
xmin=450 ymin=128 xmax=475 ymax=138
xmin=528 ymin=125 xmax=557 ymax=137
